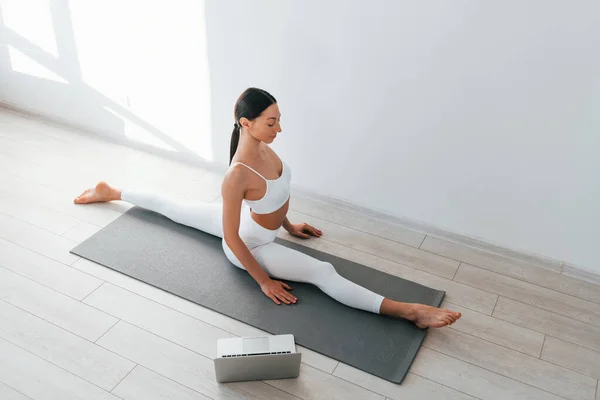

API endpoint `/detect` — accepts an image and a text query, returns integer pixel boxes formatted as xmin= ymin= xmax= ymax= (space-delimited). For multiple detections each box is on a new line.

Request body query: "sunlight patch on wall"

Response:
xmin=102 ymin=106 xmax=176 ymax=152
xmin=70 ymin=0 xmax=213 ymax=161
xmin=7 ymin=46 xmax=67 ymax=83
xmin=2 ymin=0 xmax=58 ymax=57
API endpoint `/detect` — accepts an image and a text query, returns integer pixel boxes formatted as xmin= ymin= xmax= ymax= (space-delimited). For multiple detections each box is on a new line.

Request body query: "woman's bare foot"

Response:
xmin=408 ymin=304 xmax=462 ymax=329
xmin=73 ymin=181 xmax=122 ymax=204
xmin=380 ymin=299 xmax=462 ymax=328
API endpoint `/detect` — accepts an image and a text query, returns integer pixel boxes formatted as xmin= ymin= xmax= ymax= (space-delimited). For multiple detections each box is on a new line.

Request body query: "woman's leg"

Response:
xmin=255 ymin=241 xmax=385 ymax=313
xmin=121 ymin=189 xmax=223 ymax=238
xmin=79 ymin=182 xmax=460 ymax=327
xmin=240 ymin=241 xmax=460 ymax=328
xmin=74 ymin=181 xmax=223 ymax=237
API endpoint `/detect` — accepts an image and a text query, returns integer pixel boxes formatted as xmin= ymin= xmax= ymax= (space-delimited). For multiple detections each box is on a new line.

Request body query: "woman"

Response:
xmin=74 ymin=87 xmax=461 ymax=329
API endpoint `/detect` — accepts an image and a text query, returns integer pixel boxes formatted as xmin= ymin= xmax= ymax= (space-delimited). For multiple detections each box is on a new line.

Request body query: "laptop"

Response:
xmin=214 ymin=334 xmax=302 ymax=383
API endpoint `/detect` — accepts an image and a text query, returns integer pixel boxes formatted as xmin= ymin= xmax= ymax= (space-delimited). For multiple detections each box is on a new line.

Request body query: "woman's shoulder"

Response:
xmin=221 ymin=163 xmax=250 ymax=202
xmin=224 ymin=161 xmax=251 ymax=183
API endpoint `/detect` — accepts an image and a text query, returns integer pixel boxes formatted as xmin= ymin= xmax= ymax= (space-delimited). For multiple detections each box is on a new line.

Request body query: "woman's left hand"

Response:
xmin=287 ymin=223 xmax=322 ymax=239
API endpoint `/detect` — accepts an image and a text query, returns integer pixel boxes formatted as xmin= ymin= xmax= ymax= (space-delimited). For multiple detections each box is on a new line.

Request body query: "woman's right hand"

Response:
xmin=260 ymin=279 xmax=297 ymax=305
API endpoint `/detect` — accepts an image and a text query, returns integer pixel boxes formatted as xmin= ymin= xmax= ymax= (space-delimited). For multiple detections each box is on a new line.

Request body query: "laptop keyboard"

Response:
xmin=222 ymin=351 xmax=292 ymax=357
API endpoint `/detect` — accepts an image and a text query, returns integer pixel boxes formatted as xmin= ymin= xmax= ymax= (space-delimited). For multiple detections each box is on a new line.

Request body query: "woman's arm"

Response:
xmin=222 ymin=167 xmax=270 ymax=285
xmin=282 ymin=216 xmax=293 ymax=232
xmin=221 ymin=167 xmax=296 ymax=305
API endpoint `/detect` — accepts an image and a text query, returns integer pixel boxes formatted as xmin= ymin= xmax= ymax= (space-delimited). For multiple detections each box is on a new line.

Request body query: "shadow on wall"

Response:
xmin=0 ymin=0 xmax=219 ymax=166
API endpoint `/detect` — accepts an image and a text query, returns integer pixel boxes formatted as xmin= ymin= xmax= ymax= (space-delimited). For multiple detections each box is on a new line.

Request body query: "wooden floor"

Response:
xmin=0 ymin=109 xmax=598 ymax=400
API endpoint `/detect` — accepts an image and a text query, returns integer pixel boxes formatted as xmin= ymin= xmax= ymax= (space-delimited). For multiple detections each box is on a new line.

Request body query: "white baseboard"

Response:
xmin=3 ymin=101 xmax=599 ymax=285
xmin=562 ymin=264 xmax=600 ymax=285
xmin=292 ymin=186 xmax=600 ymax=284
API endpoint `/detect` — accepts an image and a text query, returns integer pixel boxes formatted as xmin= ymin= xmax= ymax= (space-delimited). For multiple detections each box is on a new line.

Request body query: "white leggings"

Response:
xmin=121 ymin=190 xmax=385 ymax=314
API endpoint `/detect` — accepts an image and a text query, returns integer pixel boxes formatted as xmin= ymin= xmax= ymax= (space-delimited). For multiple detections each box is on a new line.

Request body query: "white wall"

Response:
xmin=2 ymin=0 xmax=599 ymax=273
xmin=1 ymin=0 xmax=214 ymax=160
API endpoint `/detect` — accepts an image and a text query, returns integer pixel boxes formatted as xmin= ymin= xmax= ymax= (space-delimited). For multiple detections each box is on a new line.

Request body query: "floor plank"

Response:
xmin=422 ymin=236 xmax=600 ymax=304
xmin=83 ymin=283 xmax=232 ymax=359
xmin=0 ymin=338 xmax=120 ymax=400
xmin=0 ymin=135 xmax=51 ymax=165
xmin=62 ymin=221 xmax=103 ymax=243
xmin=410 ymin=347 xmax=564 ymax=400
xmin=0 ymin=169 xmax=124 ymax=226
xmin=443 ymin=301 xmax=545 ymax=357
xmin=0 ymin=212 xmax=80 ymax=265
xmin=0 ymin=238 xmax=102 ymax=300
xmin=286 ymin=210 xmax=460 ymax=279
xmin=112 ymin=365 xmax=212 ymax=400
xmin=493 ymin=297 xmax=600 ymax=352
xmin=0 ymin=142 xmax=203 ymax=208
xmin=264 ymin=363 xmax=385 ymax=400
xmin=455 ymin=263 xmax=600 ymax=327
xmin=289 ymin=195 xmax=426 ymax=248
xmin=541 ymin=336 xmax=600 ymax=380
xmin=0 ymin=150 xmax=42 ymax=178
xmin=0 ymin=190 xmax=81 ymax=235
xmin=0 ymin=267 xmax=117 ymax=341
xmin=332 ymin=362 xmax=476 ymax=400
xmin=0 ymin=301 xmax=135 ymax=391
xmin=0 ymin=382 xmax=32 ymax=400
xmin=424 ymin=328 xmax=597 ymax=400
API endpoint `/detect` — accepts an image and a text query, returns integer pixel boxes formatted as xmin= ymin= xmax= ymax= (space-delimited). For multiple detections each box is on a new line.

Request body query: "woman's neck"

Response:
xmin=239 ymin=130 xmax=264 ymax=156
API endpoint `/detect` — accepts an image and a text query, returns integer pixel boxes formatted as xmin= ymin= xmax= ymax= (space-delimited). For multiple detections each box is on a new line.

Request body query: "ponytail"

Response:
xmin=230 ymin=88 xmax=277 ymax=165
xmin=229 ymin=123 xmax=240 ymax=165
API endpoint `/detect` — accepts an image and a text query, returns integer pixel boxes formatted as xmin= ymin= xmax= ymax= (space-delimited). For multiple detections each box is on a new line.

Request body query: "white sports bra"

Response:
xmin=233 ymin=160 xmax=291 ymax=214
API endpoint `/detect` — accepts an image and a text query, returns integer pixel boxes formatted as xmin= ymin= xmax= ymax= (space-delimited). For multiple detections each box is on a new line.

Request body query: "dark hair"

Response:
xmin=230 ymin=87 xmax=277 ymax=165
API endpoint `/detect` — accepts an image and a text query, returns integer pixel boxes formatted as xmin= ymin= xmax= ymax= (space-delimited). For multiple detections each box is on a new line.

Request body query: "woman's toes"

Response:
xmin=74 ymin=188 xmax=97 ymax=204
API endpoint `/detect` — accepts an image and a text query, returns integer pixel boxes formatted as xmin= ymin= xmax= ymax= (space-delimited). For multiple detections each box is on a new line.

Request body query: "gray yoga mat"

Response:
xmin=70 ymin=207 xmax=444 ymax=384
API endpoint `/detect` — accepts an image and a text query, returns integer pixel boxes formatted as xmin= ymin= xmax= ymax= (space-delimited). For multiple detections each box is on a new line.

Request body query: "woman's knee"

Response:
xmin=314 ymin=261 xmax=338 ymax=280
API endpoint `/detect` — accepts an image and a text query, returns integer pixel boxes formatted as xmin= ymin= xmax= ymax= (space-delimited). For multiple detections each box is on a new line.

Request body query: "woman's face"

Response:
xmin=243 ymin=103 xmax=282 ymax=144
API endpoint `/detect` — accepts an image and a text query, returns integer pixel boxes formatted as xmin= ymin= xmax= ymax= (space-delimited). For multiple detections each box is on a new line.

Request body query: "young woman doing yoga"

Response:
xmin=74 ymin=87 xmax=461 ymax=329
